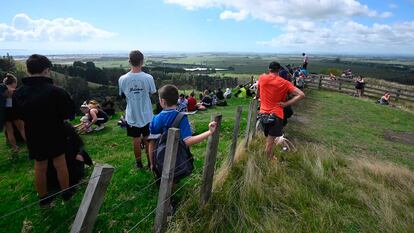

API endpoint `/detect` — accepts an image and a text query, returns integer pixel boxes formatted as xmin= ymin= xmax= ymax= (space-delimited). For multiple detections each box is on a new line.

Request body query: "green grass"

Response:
xmin=168 ymin=90 xmax=414 ymax=233
xmin=0 ymin=97 xmax=251 ymax=233
xmin=1 ymin=90 xmax=414 ymax=232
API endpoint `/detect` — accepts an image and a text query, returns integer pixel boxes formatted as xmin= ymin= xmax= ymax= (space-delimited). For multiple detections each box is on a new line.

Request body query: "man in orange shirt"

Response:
xmin=257 ymin=61 xmax=305 ymax=158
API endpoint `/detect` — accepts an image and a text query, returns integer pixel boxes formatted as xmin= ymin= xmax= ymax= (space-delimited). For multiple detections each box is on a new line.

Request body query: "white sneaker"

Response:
xmin=95 ymin=125 xmax=105 ymax=131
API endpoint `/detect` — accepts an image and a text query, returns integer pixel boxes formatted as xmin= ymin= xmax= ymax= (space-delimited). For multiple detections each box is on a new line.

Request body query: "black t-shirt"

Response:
xmin=201 ymin=96 xmax=213 ymax=106
xmin=216 ymin=90 xmax=224 ymax=100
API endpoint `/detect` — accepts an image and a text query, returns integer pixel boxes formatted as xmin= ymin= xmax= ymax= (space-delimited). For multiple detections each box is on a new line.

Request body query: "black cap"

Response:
xmin=269 ymin=61 xmax=281 ymax=72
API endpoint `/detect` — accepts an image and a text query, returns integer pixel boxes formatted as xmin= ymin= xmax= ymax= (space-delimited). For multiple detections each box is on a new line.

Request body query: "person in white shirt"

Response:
xmin=302 ymin=53 xmax=309 ymax=69
xmin=119 ymin=50 xmax=156 ymax=169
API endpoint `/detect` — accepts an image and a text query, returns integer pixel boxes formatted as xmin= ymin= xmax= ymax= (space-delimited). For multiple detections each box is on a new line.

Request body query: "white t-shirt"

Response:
xmin=119 ymin=71 xmax=156 ymax=128
xmin=304 ymin=55 xmax=309 ymax=63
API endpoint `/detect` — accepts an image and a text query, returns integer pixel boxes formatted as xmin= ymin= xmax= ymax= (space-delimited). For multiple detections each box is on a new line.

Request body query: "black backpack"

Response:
xmin=154 ymin=112 xmax=194 ymax=182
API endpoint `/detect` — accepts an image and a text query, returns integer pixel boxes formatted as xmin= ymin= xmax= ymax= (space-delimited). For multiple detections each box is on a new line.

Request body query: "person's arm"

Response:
xmin=279 ymin=88 xmax=305 ymax=108
xmin=148 ymin=140 xmax=156 ymax=172
xmin=184 ymin=121 xmax=217 ymax=146
xmin=88 ymin=109 xmax=98 ymax=126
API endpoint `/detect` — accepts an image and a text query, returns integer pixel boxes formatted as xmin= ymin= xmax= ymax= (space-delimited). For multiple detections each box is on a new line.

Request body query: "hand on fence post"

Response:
xmin=200 ymin=114 xmax=222 ymax=207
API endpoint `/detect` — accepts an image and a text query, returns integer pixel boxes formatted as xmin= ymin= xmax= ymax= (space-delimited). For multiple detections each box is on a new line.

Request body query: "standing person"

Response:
xmin=2 ymin=74 xmax=26 ymax=152
xmin=302 ymin=53 xmax=309 ymax=70
xmin=355 ymin=76 xmax=365 ymax=97
xmin=13 ymin=54 xmax=76 ymax=205
xmin=257 ymin=61 xmax=305 ymax=159
xmin=119 ymin=50 xmax=156 ymax=169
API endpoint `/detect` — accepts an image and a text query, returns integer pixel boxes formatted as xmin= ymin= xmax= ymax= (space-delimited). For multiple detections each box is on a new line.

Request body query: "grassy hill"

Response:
xmin=0 ymin=90 xmax=413 ymax=232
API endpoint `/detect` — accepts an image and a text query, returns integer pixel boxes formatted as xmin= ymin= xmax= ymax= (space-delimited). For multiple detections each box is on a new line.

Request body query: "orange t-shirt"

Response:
xmin=258 ymin=72 xmax=296 ymax=119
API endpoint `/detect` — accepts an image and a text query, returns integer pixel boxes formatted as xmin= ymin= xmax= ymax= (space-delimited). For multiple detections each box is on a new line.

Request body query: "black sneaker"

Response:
xmin=62 ymin=188 xmax=76 ymax=201
xmin=39 ymin=194 xmax=54 ymax=207
xmin=135 ymin=160 xmax=144 ymax=169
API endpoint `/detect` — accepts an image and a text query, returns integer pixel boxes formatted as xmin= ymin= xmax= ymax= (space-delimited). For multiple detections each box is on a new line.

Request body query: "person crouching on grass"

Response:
xmin=147 ymin=85 xmax=217 ymax=174
xmin=79 ymin=100 xmax=109 ymax=132
xmin=13 ymin=54 xmax=76 ymax=206
xmin=257 ymin=61 xmax=305 ymax=160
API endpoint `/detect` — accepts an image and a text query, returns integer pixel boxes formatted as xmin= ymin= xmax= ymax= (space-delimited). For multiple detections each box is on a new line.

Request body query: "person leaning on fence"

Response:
xmin=147 ymin=85 xmax=217 ymax=180
xmin=119 ymin=50 xmax=157 ymax=169
xmin=355 ymin=76 xmax=365 ymax=97
xmin=13 ymin=54 xmax=77 ymax=206
xmin=257 ymin=61 xmax=305 ymax=160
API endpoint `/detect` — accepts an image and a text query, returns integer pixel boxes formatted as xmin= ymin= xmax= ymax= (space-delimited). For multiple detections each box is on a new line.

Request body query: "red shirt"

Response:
xmin=187 ymin=96 xmax=197 ymax=111
xmin=258 ymin=72 xmax=296 ymax=119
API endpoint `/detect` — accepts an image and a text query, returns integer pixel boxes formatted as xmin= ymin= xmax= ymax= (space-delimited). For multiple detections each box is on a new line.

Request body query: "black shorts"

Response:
xmin=261 ymin=116 xmax=284 ymax=137
xmin=126 ymin=123 xmax=150 ymax=138
xmin=4 ymin=107 xmax=18 ymax=121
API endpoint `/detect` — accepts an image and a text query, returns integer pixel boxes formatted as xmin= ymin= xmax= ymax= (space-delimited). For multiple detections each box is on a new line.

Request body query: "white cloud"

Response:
xmin=165 ymin=0 xmax=392 ymax=23
xmin=258 ymin=20 xmax=414 ymax=54
xmin=220 ymin=10 xmax=248 ymax=21
xmin=0 ymin=13 xmax=115 ymax=42
xmin=389 ymin=3 xmax=398 ymax=9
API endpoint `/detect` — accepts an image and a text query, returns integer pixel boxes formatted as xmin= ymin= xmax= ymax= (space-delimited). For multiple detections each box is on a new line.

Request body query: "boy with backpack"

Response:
xmin=148 ymin=85 xmax=217 ymax=181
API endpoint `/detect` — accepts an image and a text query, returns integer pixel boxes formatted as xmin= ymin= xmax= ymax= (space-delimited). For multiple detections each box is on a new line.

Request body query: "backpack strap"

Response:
xmin=171 ymin=112 xmax=185 ymax=128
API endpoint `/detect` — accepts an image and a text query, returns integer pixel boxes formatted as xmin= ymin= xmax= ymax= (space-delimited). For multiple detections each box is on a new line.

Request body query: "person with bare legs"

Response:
xmin=13 ymin=54 xmax=76 ymax=206
xmin=257 ymin=62 xmax=305 ymax=160
xmin=2 ymin=74 xmax=26 ymax=153
xmin=119 ymin=50 xmax=156 ymax=169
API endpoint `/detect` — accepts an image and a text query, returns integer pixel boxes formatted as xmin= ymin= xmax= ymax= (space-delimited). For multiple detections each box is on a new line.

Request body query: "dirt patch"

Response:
xmin=384 ymin=131 xmax=414 ymax=146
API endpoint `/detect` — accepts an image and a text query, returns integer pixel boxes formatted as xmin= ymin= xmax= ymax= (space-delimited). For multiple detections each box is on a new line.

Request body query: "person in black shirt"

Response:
xmin=216 ymin=88 xmax=224 ymax=100
xmin=102 ymin=96 xmax=115 ymax=116
xmin=13 ymin=54 xmax=76 ymax=205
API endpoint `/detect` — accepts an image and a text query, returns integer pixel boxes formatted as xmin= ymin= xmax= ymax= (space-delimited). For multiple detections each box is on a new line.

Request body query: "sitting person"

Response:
xmin=148 ymin=85 xmax=217 ymax=179
xmin=224 ymin=88 xmax=232 ymax=99
xmin=74 ymin=115 xmax=93 ymax=134
xmin=80 ymin=100 xmax=109 ymax=132
xmin=197 ymin=90 xmax=213 ymax=109
xmin=176 ymin=94 xmax=188 ymax=112
xmin=187 ymin=92 xmax=198 ymax=112
xmin=47 ymin=122 xmax=92 ymax=195
xmin=102 ymin=96 xmax=115 ymax=116
xmin=235 ymin=85 xmax=247 ymax=98
xmin=378 ymin=92 xmax=391 ymax=105
xmin=215 ymin=88 xmax=228 ymax=106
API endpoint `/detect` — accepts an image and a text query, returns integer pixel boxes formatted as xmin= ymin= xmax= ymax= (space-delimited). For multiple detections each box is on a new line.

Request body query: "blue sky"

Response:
xmin=0 ymin=0 xmax=413 ymax=55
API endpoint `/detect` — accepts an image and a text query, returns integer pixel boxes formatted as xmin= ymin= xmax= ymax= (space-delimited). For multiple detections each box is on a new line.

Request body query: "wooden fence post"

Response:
xmin=229 ymin=106 xmax=242 ymax=165
xmin=154 ymin=128 xmax=180 ymax=233
xmin=318 ymin=76 xmax=322 ymax=89
xmin=244 ymin=102 xmax=253 ymax=148
xmin=338 ymin=79 xmax=342 ymax=91
xmin=200 ymin=114 xmax=222 ymax=207
xmin=251 ymin=99 xmax=259 ymax=139
xmin=70 ymin=164 xmax=114 ymax=233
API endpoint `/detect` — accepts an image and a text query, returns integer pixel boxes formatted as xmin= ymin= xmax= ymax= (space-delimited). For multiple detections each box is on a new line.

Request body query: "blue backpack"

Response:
xmin=154 ymin=112 xmax=194 ymax=182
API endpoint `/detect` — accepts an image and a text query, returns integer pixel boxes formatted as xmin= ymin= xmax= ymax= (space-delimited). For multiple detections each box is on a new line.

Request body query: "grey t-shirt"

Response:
xmin=119 ymin=71 xmax=156 ymax=128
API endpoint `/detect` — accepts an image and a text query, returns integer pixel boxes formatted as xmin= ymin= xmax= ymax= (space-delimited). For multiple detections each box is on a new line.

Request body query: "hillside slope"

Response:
xmin=169 ymin=90 xmax=414 ymax=233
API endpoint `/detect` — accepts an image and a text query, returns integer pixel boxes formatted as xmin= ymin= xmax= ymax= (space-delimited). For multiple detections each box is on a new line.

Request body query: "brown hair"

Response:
xmin=159 ymin=85 xmax=179 ymax=107
xmin=129 ymin=50 xmax=144 ymax=67
xmin=26 ymin=54 xmax=52 ymax=75
xmin=3 ymin=73 xmax=17 ymax=85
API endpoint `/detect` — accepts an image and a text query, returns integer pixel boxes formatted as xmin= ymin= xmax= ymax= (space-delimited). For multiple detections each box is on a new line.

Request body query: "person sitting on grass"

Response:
xmin=148 ymin=84 xmax=217 ymax=175
xmin=79 ymin=100 xmax=109 ymax=132
xmin=177 ymin=94 xmax=188 ymax=112
xmin=235 ymin=85 xmax=247 ymax=98
xmin=102 ymin=96 xmax=115 ymax=116
xmin=196 ymin=90 xmax=212 ymax=109
xmin=378 ymin=92 xmax=391 ymax=105
xmin=187 ymin=92 xmax=198 ymax=112
xmin=224 ymin=88 xmax=232 ymax=99
xmin=47 ymin=122 xmax=92 ymax=197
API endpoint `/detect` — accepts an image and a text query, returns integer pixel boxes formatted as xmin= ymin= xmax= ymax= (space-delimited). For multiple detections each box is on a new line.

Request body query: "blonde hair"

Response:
xmin=88 ymin=100 xmax=100 ymax=109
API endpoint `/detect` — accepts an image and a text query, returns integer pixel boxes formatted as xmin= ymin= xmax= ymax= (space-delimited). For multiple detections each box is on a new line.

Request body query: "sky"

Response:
xmin=0 ymin=0 xmax=414 ymax=55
